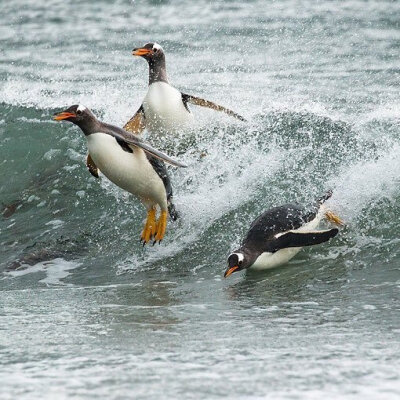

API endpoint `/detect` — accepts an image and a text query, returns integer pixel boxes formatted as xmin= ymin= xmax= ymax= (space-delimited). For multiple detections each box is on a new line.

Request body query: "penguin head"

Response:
xmin=132 ymin=42 xmax=165 ymax=63
xmin=53 ymin=105 xmax=98 ymax=134
xmin=224 ymin=252 xmax=247 ymax=278
xmin=53 ymin=104 xmax=90 ymax=122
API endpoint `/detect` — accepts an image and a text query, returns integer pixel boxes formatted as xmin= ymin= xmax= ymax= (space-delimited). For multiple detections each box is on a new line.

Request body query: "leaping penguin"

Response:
xmin=54 ymin=105 xmax=187 ymax=245
xmin=224 ymin=192 xmax=343 ymax=278
xmin=124 ymin=42 xmax=246 ymax=135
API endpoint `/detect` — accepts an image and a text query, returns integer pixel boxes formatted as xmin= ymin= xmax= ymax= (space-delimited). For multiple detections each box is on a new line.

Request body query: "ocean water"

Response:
xmin=1 ymin=0 xmax=399 ymax=398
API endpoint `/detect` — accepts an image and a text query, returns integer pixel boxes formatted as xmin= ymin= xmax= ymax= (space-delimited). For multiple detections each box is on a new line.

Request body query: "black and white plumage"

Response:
xmin=54 ymin=104 xmax=186 ymax=244
xmin=224 ymin=192 xmax=341 ymax=278
xmin=124 ymin=42 xmax=246 ymax=135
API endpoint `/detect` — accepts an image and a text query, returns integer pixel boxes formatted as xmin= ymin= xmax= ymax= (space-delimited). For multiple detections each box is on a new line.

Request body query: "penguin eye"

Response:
xmin=238 ymin=260 xmax=242 ymax=266
xmin=76 ymin=109 xmax=82 ymax=115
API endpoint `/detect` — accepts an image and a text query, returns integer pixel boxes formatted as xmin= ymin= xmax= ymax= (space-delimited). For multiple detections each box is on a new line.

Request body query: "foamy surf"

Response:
xmin=5 ymin=258 xmax=81 ymax=286
xmin=1 ymin=1 xmax=399 ymax=399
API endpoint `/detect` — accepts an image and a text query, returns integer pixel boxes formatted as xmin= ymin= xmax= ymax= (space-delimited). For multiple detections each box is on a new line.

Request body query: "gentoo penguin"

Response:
xmin=224 ymin=192 xmax=343 ymax=278
xmin=124 ymin=42 xmax=246 ymax=135
xmin=54 ymin=104 xmax=186 ymax=244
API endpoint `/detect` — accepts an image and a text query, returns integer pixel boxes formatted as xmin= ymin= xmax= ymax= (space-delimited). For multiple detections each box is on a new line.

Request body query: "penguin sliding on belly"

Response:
xmin=124 ymin=42 xmax=246 ymax=135
xmin=54 ymin=104 xmax=186 ymax=245
xmin=224 ymin=192 xmax=343 ymax=278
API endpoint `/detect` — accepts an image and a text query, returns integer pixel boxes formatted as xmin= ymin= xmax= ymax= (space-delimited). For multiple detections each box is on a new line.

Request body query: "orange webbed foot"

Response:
xmin=140 ymin=208 xmax=157 ymax=245
xmin=154 ymin=210 xmax=168 ymax=244
xmin=325 ymin=210 xmax=345 ymax=227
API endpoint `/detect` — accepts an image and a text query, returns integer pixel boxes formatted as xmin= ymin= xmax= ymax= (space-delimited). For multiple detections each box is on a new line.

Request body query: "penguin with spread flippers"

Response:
xmin=224 ymin=192 xmax=343 ymax=278
xmin=54 ymin=105 xmax=186 ymax=244
xmin=124 ymin=42 xmax=246 ymax=135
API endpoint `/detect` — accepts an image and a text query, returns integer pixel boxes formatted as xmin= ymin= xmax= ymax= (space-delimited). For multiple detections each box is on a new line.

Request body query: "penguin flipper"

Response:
xmin=86 ymin=153 xmax=99 ymax=178
xmin=101 ymin=123 xmax=187 ymax=168
xmin=132 ymin=140 xmax=187 ymax=168
xmin=271 ymin=229 xmax=339 ymax=252
xmin=181 ymin=93 xmax=247 ymax=122
xmin=123 ymin=105 xmax=146 ymax=134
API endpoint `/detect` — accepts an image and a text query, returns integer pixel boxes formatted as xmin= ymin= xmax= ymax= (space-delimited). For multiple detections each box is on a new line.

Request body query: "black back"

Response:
xmin=242 ymin=203 xmax=318 ymax=251
xmin=146 ymin=156 xmax=178 ymax=220
xmin=146 ymin=156 xmax=173 ymax=201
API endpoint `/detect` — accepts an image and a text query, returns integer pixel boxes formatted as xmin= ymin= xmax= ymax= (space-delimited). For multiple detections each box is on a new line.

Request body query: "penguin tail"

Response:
xmin=168 ymin=200 xmax=179 ymax=221
xmin=316 ymin=189 xmax=333 ymax=206
xmin=316 ymin=190 xmax=345 ymax=227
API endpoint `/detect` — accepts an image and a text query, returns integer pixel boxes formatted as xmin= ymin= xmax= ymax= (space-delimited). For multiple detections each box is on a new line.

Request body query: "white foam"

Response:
xmin=5 ymin=258 xmax=80 ymax=286
xmin=327 ymin=143 xmax=400 ymax=223
xmin=119 ymin=138 xmax=285 ymax=272
xmin=359 ymin=102 xmax=400 ymax=124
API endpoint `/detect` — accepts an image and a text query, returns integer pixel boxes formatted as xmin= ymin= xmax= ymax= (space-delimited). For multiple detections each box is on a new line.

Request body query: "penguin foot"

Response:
xmin=140 ymin=208 xmax=157 ymax=244
xmin=325 ymin=210 xmax=345 ymax=227
xmin=154 ymin=210 xmax=168 ymax=244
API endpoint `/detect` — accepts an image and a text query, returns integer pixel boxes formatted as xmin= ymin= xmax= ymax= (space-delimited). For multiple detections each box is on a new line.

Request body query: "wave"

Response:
xmin=1 ymin=102 xmax=398 ymax=281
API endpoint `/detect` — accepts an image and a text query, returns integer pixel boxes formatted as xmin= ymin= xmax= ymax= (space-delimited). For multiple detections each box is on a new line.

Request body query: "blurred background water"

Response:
xmin=0 ymin=0 xmax=399 ymax=399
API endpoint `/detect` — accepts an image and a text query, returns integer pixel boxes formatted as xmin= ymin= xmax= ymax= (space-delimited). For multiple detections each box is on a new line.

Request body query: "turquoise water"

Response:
xmin=1 ymin=1 xmax=399 ymax=398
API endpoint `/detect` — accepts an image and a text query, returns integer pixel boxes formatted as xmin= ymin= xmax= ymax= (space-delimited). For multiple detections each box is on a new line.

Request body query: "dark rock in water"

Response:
xmin=2 ymin=201 xmax=22 ymax=218
xmin=6 ymin=248 xmax=66 ymax=271
xmin=6 ymin=235 xmax=90 ymax=272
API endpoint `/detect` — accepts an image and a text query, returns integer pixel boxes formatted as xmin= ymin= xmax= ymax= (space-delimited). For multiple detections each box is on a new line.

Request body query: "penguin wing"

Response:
xmin=123 ymin=105 xmax=146 ymax=134
xmin=130 ymin=138 xmax=187 ymax=168
xmin=86 ymin=153 xmax=99 ymax=178
xmin=101 ymin=123 xmax=187 ymax=168
xmin=181 ymin=93 xmax=246 ymax=122
xmin=270 ymin=229 xmax=339 ymax=252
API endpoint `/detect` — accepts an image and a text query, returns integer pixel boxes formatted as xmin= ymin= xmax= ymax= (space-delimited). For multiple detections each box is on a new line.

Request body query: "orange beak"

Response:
xmin=224 ymin=265 xmax=239 ymax=278
xmin=53 ymin=111 xmax=76 ymax=121
xmin=132 ymin=47 xmax=153 ymax=57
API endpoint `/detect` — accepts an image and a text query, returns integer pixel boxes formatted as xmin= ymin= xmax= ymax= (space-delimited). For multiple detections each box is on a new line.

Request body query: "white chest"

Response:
xmin=86 ymin=133 xmax=166 ymax=207
xmin=143 ymin=82 xmax=193 ymax=133
xmin=250 ymin=247 xmax=303 ymax=271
